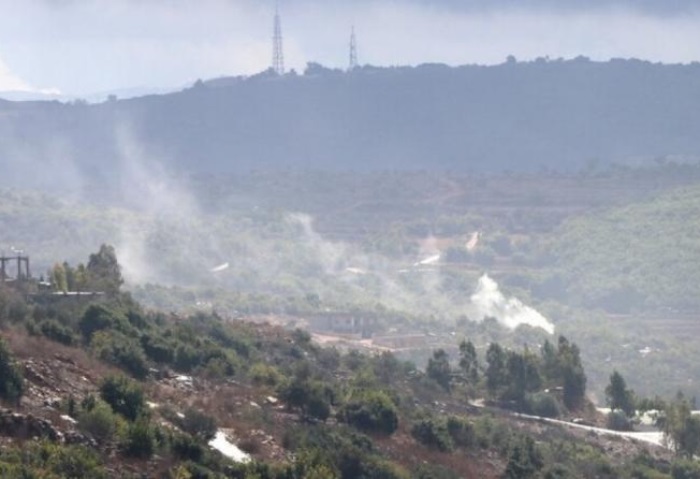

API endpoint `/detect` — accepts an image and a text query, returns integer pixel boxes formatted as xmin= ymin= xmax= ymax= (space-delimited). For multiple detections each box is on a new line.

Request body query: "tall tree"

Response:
xmin=486 ymin=343 xmax=507 ymax=398
xmin=51 ymin=263 xmax=68 ymax=293
xmin=427 ymin=349 xmax=452 ymax=391
xmin=458 ymin=339 xmax=479 ymax=386
xmin=557 ymin=336 xmax=587 ymax=410
xmin=87 ymin=244 xmax=123 ymax=294
xmin=505 ymin=351 xmax=542 ymax=409
xmin=502 ymin=435 xmax=544 ymax=479
xmin=605 ymin=370 xmax=635 ymax=417
xmin=664 ymin=392 xmax=700 ymax=458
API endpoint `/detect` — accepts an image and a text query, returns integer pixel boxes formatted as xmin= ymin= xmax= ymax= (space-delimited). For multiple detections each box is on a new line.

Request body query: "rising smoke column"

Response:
xmin=469 ymin=274 xmax=555 ymax=334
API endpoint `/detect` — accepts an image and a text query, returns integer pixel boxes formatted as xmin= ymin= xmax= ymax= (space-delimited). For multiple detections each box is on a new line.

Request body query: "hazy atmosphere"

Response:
xmin=1 ymin=0 xmax=700 ymax=95
xmin=2 ymin=1 xmax=700 ymax=477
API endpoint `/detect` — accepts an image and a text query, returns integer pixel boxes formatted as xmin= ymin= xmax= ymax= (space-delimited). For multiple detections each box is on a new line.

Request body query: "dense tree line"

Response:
xmin=426 ymin=336 xmax=587 ymax=417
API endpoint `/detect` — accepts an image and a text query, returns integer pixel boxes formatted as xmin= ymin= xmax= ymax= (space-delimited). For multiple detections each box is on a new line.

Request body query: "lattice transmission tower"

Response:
xmin=272 ymin=4 xmax=285 ymax=75
xmin=349 ymin=26 xmax=358 ymax=71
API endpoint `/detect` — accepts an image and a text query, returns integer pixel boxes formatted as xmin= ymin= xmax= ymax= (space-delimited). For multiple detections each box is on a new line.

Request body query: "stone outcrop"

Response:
xmin=0 ymin=409 xmax=95 ymax=447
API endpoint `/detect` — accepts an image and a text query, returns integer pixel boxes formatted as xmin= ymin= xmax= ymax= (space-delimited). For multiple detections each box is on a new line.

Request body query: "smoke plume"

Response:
xmin=468 ymin=274 xmax=555 ymax=334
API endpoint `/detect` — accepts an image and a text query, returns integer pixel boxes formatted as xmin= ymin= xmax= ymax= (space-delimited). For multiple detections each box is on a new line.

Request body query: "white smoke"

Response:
xmin=468 ymin=274 xmax=555 ymax=334
xmin=287 ymin=216 xmax=555 ymax=335
xmin=108 ymin=126 xmax=229 ymax=286
xmin=288 ymin=212 xmax=358 ymax=275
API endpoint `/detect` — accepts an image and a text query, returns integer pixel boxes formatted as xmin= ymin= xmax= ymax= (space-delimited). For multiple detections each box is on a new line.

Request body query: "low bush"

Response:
xmin=250 ymin=363 xmax=284 ymax=387
xmin=39 ymin=320 xmax=75 ymax=345
xmin=99 ymin=375 xmax=145 ymax=422
xmin=607 ymin=410 xmax=634 ymax=431
xmin=171 ymin=434 xmax=206 ymax=462
xmin=120 ymin=418 xmax=155 ymax=459
xmin=91 ymin=332 xmax=149 ymax=379
xmin=340 ymin=390 xmax=399 ymax=435
xmin=179 ymin=408 xmax=217 ymax=442
xmin=526 ymin=392 xmax=562 ymax=418
xmin=78 ymin=400 xmax=121 ymax=444
xmin=446 ymin=416 xmax=476 ymax=448
xmin=411 ymin=418 xmax=453 ymax=452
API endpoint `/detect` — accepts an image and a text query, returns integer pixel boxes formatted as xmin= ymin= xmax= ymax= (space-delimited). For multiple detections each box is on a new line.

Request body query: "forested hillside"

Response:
xmin=2 ymin=58 xmax=700 ymax=183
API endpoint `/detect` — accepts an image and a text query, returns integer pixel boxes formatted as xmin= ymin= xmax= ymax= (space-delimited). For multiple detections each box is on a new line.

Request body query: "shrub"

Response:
xmin=39 ymin=320 xmax=75 ymax=346
xmin=526 ymin=392 xmax=562 ymax=418
xmin=411 ymin=419 xmax=453 ymax=452
xmin=171 ymin=434 xmax=206 ymax=462
xmin=503 ymin=436 xmax=544 ymax=479
xmin=672 ymin=459 xmax=700 ymax=479
xmin=200 ymin=356 xmax=236 ymax=380
xmin=179 ymin=408 xmax=217 ymax=442
xmin=208 ymin=322 xmax=251 ymax=358
xmin=340 ymin=390 xmax=399 ymax=435
xmin=175 ymin=344 xmax=203 ymax=372
xmin=446 ymin=416 xmax=476 ymax=448
xmin=121 ymin=418 xmax=155 ymax=459
xmin=99 ymin=375 xmax=145 ymax=422
xmin=0 ymin=338 xmax=23 ymax=405
xmin=78 ymin=400 xmax=120 ymax=444
xmin=250 ymin=363 xmax=284 ymax=387
xmin=91 ymin=331 xmax=149 ymax=379
xmin=278 ymin=379 xmax=332 ymax=422
xmin=79 ymin=304 xmax=132 ymax=341
xmin=607 ymin=410 xmax=634 ymax=431
xmin=140 ymin=334 xmax=174 ymax=364
xmin=306 ymin=392 xmax=331 ymax=422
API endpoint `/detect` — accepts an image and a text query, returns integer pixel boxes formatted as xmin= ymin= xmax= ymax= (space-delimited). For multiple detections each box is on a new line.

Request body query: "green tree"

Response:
xmin=427 ymin=349 xmax=452 ymax=391
xmin=540 ymin=339 xmax=558 ymax=382
xmin=458 ymin=339 xmax=479 ymax=386
xmin=99 ymin=375 xmax=145 ymax=422
xmin=504 ymin=351 xmax=542 ymax=410
xmin=373 ymin=351 xmax=403 ymax=385
xmin=63 ymin=262 xmax=75 ymax=291
xmin=278 ymin=377 xmax=331 ymax=422
xmin=340 ymin=390 xmax=399 ymax=435
xmin=87 ymin=244 xmax=123 ymax=294
xmin=51 ymin=263 xmax=68 ymax=293
xmin=121 ymin=417 xmax=155 ymax=458
xmin=664 ymin=393 xmax=700 ymax=458
xmin=605 ymin=370 xmax=635 ymax=417
xmin=78 ymin=400 xmax=120 ymax=444
xmin=486 ymin=343 xmax=507 ymax=398
xmin=74 ymin=264 xmax=88 ymax=292
xmin=78 ymin=304 xmax=131 ymax=342
xmin=557 ymin=336 xmax=587 ymax=410
xmin=411 ymin=418 xmax=454 ymax=452
xmin=502 ymin=436 xmax=544 ymax=479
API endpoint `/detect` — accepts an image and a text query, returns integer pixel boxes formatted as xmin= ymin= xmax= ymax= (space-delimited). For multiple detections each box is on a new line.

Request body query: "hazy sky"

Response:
xmin=1 ymin=0 xmax=699 ymax=95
